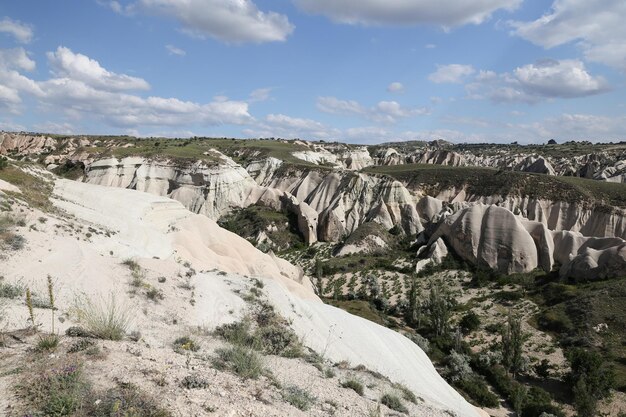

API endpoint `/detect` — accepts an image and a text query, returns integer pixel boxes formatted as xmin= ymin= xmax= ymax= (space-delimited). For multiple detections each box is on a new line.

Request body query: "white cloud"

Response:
xmin=428 ymin=64 xmax=475 ymax=84
xmin=514 ymin=113 xmax=626 ymax=141
xmin=317 ymin=96 xmax=429 ymax=123
xmin=510 ymin=0 xmax=626 ymax=70
xmin=138 ymin=0 xmax=294 ymax=43
xmin=425 ymin=43 xmax=436 ymax=49
xmin=0 ymin=46 xmax=252 ymax=128
xmin=294 ymin=0 xmax=521 ymax=27
xmin=317 ymin=96 xmax=366 ymax=116
xmin=0 ymin=47 xmax=36 ymax=72
xmin=249 ymin=87 xmax=272 ymax=102
xmin=513 ymin=59 xmax=608 ymax=98
xmin=466 ymin=59 xmax=608 ymax=103
xmin=47 ymin=46 xmax=150 ymax=92
xmin=33 ymin=121 xmax=76 ymax=135
xmin=244 ymin=114 xmax=339 ymax=140
xmin=0 ymin=17 xmax=34 ymax=43
xmin=165 ymin=44 xmax=186 ymax=56
xmin=387 ymin=82 xmax=405 ymax=93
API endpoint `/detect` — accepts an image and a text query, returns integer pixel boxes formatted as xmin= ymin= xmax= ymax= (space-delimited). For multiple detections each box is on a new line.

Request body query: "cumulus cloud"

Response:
xmin=138 ymin=0 xmax=294 ymax=43
xmin=387 ymin=82 xmax=405 ymax=93
xmin=165 ymin=44 xmax=186 ymax=56
xmin=294 ymin=0 xmax=521 ymax=27
xmin=510 ymin=0 xmax=626 ymax=70
xmin=0 ymin=17 xmax=34 ymax=43
xmin=0 ymin=47 xmax=36 ymax=72
xmin=0 ymin=46 xmax=252 ymax=128
xmin=317 ymin=96 xmax=429 ymax=123
xmin=466 ymin=59 xmax=608 ymax=103
xmin=47 ymin=46 xmax=150 ymax=92
xmin=428 ymin=64 xmax=475 ymax=84
xmin=514 ymin=113 xmax=626 ymax=141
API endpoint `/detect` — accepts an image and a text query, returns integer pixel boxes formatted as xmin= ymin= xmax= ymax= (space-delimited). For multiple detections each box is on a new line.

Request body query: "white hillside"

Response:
xmin=1 ymin=178 xmax=482 ymax=417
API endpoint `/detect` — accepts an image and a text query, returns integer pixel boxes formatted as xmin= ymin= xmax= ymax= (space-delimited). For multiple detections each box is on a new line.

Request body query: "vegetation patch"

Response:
xmin=282 ymin=385 xmax=316 ymax=411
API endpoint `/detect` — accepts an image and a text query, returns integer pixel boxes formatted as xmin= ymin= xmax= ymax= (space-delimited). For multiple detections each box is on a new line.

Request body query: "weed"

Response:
xmin=146 ymin=286 xmax=164 ymax=302
xmin=67 ymin=338 xmax=95 ymax=353
xmin=213 ymin=345 xmax=264 ymax=380
xmin=36 ymin=333 xmax=60 ymax=352
xmin=381 ymin=393 xmax=408 ymax=414
xmin=341 ymin=378 xmax=364 ymax=396
xmin=181 ymin=375 xmax=209 ymax=389
xmin=393 ymin=383 xmax=418 ymax=404
xmin=173 ymin=336 xmax=200 ymax=353
xmin=0 ymin=279 xmax=23 ymax=299
xmin=282 ymin=385 xmax=316 ymax=411
xmin=71 ymin=293 xmax=133 ymax=340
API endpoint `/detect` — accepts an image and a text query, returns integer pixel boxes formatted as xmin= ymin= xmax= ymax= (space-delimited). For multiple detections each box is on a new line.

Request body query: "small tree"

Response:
xmin=427 ymin=281 xmax=452 ymax=337
xmin=0 ymin=157 xmax=7 ymax=170
xmin=405 ymin=276 xmax=423 ymax=328
xmin=501 ymin=313 xmax=524 ymax=378
xmin=568 ymin=348 xmax=615 ymax=417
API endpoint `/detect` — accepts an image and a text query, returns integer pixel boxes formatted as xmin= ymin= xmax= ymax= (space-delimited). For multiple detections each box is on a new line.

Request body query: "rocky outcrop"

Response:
xmin=429 ymin=204 xmax=539 ymax=274
xmin=314 ymin=173 xmax=423 ymax=241
xmin=554 ymin=231 xmax=626 ymax=280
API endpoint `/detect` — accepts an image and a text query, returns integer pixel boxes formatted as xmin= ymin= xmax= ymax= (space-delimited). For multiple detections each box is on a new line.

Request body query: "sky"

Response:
xmin=0 ymin=0 xmax=625 ymax=144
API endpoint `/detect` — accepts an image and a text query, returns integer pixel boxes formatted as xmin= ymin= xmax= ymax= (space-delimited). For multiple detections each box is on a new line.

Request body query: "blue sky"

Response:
xmin=0 ymin=0 xmax=624 ymax=143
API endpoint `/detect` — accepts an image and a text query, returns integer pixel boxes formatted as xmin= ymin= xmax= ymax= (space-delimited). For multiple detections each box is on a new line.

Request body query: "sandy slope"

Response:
xmin=1 ymin=178 xmax=481 ymax=417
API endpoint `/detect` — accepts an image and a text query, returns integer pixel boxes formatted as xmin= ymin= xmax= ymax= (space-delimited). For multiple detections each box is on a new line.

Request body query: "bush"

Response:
xmin=4 ymin=233 xmax=26 ymax=250
xmin=17 ymin=359 xmax=87 ymax=417
xmin=283 ymin=385 xmax=316 ymax=411
xmin=455 ymin=376 xmax=499 ymax=408
xmin=83 ymin=382 xmax=171 ymax=417
xmin=341 ymin=378 xmax=364 ymax=396
xmin=459 ymin=311 xmax=481 ymax=334
xmin=173 ymin=336 xmax=200 ymax=352
xmin=181 ymin=375 xmax=209 ymax=389
xmin=568 ymin=348 xmax=615 ymax=417
xmin=0 ymin=279 xmax=23 ymax=299
xmin=71 ymin=293 xmax=133 ymax=340
xmin=36 ymin=333 xmax=60 ymax=352
xmin=213 ymin=345 xmax=264 ymax=380
xmin=0 ymin=157 xmax=7 ymax=170
xmin=381 ymin=393 xmax=408 ymax=414
xmin=445 ymin=351 xmax=473 ymax=383
xmin=255 ymin=324 xmax=302 ymax=357
xmin=394 ymin=384 xmax=418 ymax=404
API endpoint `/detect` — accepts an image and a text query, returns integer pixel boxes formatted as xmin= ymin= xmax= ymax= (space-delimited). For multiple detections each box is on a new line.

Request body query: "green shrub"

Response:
xmin=36 ymin=334 xmax=60 ymax=352
xmin=0 ymin=279 xmax=23 ymax=299
xmin=459 ymin=311 xmax=481 ymax=334
xmin=71 ymin=293 xmax=133 ymax=340
xmin=181 ymin=375 xmax=209 ymax=389
xmin=83 ymin=382 xmax=171 ymax=417
xmin=283 ymin=385 xmax=316 ymax=411
xmin=173 ymin=336 xmax=200 ymax=352
xmin=213 ymin=345 xmax=264 ymax=380
xmin=455 ymin=376 xmax=499 ymax=408
xmin=381 ymin=393 xmax=408 ymax=414
xmin=394 ymin=384 xmax=418 ymax=404
xmin=18 ymin=360 xmax=87 ymax=417
xmin=341 ymin=378 xmax=364 ymax=396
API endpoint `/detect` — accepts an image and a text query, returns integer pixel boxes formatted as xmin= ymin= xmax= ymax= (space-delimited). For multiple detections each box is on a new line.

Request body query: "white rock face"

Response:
xmin=430 ymin=204 xmax=539 ymax=274
xmin=554 ymin=231 xmax=626 ymax=280
xmin=315 ymin=173 xmax=423 ymax=241
xmin=86 ymin=155 xmax=259 ymax=220
xmin=6 ymin=178 xmax=481 ymax=417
